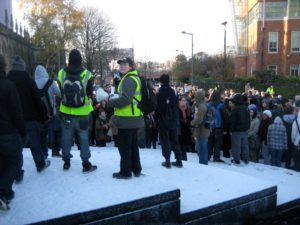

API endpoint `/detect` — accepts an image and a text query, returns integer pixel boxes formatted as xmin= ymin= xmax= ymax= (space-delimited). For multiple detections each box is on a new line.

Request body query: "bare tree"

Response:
xmin=75 ymin=7 xmax=117 ymax=77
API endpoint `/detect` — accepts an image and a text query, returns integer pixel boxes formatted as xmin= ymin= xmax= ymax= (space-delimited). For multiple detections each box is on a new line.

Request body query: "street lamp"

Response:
xmin=221 ymin=21 xmax=227 ymax=78
xmin=181 ymin=31 xmax=194 ymax=85
xmin=176 ymin=49 xmax=184 ymax=54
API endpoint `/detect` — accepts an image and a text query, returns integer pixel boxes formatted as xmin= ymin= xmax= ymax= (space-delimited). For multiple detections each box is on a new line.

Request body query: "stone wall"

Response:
xmin=0 ymin=23 xmax=36 ymax=75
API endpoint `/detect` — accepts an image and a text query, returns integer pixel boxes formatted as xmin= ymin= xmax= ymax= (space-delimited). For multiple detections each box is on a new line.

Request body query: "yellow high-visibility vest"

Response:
xmin=57 ymin=69 xmax=93 ymax=116
xmin=114 ymin=70 xmax=142 ymax=117
xmin=266 ymin=87 xmax=274 ymax=95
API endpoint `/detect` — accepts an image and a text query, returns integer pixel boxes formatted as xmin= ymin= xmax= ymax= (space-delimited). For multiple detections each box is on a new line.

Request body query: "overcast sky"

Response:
xmin=13 ymin=0 xmax=234 ymax=62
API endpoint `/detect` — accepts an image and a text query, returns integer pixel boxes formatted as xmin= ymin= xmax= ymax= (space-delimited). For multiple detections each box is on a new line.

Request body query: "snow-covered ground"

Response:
xmin=1 ymin=144 xmax=300 ymax=225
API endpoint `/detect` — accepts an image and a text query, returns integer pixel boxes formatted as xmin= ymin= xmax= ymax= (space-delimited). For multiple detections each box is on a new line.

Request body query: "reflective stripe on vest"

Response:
xmin=58 ymin=69 xmax=93 ymax=116
xmin=114 ymin=71 xmax=142 ymax=117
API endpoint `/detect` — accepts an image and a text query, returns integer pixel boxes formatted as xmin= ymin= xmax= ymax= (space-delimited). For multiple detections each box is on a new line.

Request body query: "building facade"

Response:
xmin=0 ymin=23 xmax=36 ymax=74
xmin=232 ymin=0 xmax=300 ymax=77
xmin=0 ymin=0 xmax=36 ymax=74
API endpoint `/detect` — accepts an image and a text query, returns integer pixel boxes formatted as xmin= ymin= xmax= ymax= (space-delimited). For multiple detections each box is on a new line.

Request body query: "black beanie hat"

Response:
xmin=68 ymin=49 xmax=82 ymax=66
xmin=11 ymin=55 xmax=26 ymax=71
xmin=210 ymin=90 xmax=221 ymax=103
xmin=159 ymin=74 xmax=170 ymax=85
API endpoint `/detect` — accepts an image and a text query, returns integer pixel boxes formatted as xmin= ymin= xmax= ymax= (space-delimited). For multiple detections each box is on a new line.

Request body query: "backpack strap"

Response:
xmin=82 ymin=70 xmax=90 ymax=89
xmin=296 ymin=120 xmax=300 ymax=133
xmin=61 ymin=69 xmax=90 ymax=90
xmin=294 ymin=120 xmax=300 ymax=146
xmin=41 ymin=79 xmax=53 ymax=93
xmin=128 ymin=74 xmax=142 ymax=115
xmin=61 ymin=70 xmax=66 ymax=83
xmin=128 ymin=74 xmax=142 ymax=103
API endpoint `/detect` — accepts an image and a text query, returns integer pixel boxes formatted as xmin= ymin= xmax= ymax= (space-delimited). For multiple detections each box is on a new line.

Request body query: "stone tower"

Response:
xmin=0 ymin=0 xmax=13 ymax=27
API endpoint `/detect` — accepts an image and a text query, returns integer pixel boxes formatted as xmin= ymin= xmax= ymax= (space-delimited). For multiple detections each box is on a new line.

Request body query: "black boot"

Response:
xmin=15 ymin=170 xmax=24 ymax=183
xmin=63 ymin=160 xmax=71 ymax=170
xmin=161 ymin=159 xmax=171 ymax=168
xmin=37 ymin=160 xmax=51 ymax=172
xmin=112 ymin=172 xmax=132 ymax=179
xmin=171 ymin=160 xmax=183 ymax=168
xmin=0 ymin=197 xmax=9 ymax=211
xmin=82 ymin=162 xmax=97 ymax=173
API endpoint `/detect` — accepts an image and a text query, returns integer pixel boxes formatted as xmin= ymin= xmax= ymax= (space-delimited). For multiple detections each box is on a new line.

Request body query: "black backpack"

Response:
xmin=39 ymin=79 xmax=53 ymax=118
xmin=61 ymin=70 xmax=89 ymax=108
xmin=131 ymin=76 xmax=157 ymax=115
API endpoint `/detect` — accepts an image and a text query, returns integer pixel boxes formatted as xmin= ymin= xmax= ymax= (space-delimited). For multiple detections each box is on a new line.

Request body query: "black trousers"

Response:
xmin=159 ymin=128 xmax=181 ymax=161
xmin=208 ymin=128 xmax=223 ymax=160
xmin=117 ymin=128 xmax=142 ymax=176
xmin=0 ymin=133 xmax=22 ymax=200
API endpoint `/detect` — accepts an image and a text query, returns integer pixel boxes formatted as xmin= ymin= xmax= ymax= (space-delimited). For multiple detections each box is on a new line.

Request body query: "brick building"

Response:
xmin=231 ymin=0 xmax=300 ymax=77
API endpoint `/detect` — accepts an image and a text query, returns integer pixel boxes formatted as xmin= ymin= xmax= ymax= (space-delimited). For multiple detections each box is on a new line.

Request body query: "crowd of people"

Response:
xmin=93 ymin=69 xmax=300 ymax=173
xmin=0 ymin=50 xmax=300 ymax=211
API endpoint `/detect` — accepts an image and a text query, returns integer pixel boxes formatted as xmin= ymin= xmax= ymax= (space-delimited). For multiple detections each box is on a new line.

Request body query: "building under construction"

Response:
xmin=231 ymin=0 xmax=300 ymax=76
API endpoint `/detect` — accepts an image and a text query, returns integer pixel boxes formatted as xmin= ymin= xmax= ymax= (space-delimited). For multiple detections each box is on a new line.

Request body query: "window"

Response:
xmin=290 ymin=65 xmax=300 ymax=76
xmin=269 ymin=32 xmax=278 ymax=53
xmin=266 ymin=2 xmax=285 ymax=18
xmin=289 ymin=0 xmax=300 ymax=17
xmin=268 ymin=65 xmax=278 ymax=75
xmin=291 ymin=31 xmax=300 ymax=52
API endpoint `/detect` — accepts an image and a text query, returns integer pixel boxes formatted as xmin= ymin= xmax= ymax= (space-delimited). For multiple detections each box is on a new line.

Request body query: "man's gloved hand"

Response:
xmin=108 ymin=93 xmax=119 ymax=100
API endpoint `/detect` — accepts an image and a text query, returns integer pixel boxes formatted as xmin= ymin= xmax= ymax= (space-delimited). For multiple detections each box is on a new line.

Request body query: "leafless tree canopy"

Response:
xmin=74 ymin=7 xmax=117 ymax=76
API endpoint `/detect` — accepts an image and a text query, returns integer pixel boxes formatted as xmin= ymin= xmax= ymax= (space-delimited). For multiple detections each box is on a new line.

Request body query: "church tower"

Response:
xmin=0 ymin=0 xmax=13 ymax=27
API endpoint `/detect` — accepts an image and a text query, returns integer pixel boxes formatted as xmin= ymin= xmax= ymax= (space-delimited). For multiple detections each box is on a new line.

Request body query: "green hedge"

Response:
xmin=195 ymin=76 xmax=300 ymax=99
xmin=234 ymin=76 xmax=300 ymax=98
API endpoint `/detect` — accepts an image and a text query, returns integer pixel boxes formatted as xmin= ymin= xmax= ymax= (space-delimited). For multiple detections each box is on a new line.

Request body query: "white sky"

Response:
xmin=13 ymin=0 xmax=234 ymax=63
xmin=1 ymin=146 xmax=300 ymax=224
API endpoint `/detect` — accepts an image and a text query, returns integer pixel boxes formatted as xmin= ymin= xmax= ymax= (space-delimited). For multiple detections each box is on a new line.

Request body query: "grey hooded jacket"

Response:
xmin=34 ymin=65 xmax=61 ymax=115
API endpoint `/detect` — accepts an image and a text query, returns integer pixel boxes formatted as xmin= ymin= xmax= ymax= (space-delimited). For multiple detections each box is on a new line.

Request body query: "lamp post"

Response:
xmin=181 ymin=31 xmax=194 ymax=85
xmin=221 ymin=21 xmax=227 ymax=79
xmin=176 ymin=49 xmax=184 ymax=54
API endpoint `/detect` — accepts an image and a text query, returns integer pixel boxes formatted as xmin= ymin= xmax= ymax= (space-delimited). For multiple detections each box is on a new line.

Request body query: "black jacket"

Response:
xmin=155 ymin=84 xmax=179 ymax=130
xmin=229 ymin=95 xmax=250 ymax=132
xmin=0 ymin=70 xmax=26 ymax=137
xmin=7 ymin=70 xmax=47 ymax=123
